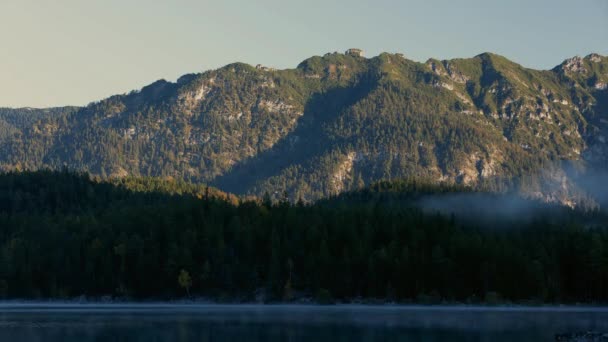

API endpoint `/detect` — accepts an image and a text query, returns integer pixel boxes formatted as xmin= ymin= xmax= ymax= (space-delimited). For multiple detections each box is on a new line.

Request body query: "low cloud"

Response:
xmin=417 ymin=192 xmax=566 ymax=227
xmin=564 ymin=164 xmax=608 ymax=210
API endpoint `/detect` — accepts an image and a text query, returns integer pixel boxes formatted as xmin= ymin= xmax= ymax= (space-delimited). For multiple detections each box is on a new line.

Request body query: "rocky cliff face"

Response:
xmin=0 ymin=50 xmax=607 ymax=207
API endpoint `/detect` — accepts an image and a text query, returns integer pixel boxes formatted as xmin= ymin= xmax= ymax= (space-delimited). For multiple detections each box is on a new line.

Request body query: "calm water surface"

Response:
xmin=1 ymin=304 xmax=607 ymax=341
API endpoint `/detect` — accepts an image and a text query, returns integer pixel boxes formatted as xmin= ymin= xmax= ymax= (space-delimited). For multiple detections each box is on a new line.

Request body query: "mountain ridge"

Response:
xmin=1 ymin=50 xmax=607 ymax=207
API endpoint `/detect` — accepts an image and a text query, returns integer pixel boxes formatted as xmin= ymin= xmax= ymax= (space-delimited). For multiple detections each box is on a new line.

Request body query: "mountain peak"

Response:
xmin=553 ymin=53 xmax=608 ymax=83
xmin=585 ymin=53 xmax=605 ymax=62
xmin=475 ymin=52 xmax=501 ymax=59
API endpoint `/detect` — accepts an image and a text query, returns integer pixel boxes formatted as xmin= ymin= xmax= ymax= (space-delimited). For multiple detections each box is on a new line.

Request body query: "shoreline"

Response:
xmin=1 ymin=301 xmax=608 ymax=312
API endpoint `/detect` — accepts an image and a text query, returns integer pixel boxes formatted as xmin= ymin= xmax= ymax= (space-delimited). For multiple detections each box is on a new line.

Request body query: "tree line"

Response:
xmin=0 ymin=170 xmax=606 ymax=304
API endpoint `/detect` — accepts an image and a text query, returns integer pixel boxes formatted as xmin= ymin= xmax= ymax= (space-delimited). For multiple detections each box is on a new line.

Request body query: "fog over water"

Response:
xmin=0 ymin=304 xmax=607 ymax=341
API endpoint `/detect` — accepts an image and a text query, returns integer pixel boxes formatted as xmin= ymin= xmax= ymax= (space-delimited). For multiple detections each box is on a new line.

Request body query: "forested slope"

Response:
xmin=0 ymin=170 xmax=606 ymax=303
xmin=1 ymin=51 xmax=607 ymax=206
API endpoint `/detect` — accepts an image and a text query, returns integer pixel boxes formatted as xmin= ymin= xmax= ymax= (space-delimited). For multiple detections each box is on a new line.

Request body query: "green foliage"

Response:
xmin=0 ymin=52 xmax=605 ymax=204
xmin=0 ymin=170 xmax=607 ymax=304
xmin=315 ymin=289 xmax=334 ymax=305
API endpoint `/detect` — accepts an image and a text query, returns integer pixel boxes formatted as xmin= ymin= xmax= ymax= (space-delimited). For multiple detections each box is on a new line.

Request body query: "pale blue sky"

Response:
xmin=1 ymin=0 xmax=607 ymax=108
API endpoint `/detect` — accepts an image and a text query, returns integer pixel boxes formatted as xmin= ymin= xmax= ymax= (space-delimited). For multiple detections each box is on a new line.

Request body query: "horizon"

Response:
xmin=2 ymin=49 xmax=606 ymax=110
xmin=1 ymin=0 xmax=607 ymax=108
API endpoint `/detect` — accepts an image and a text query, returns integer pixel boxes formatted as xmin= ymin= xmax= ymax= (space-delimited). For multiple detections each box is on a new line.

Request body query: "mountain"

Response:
xmin=1 ymin=50 xmax=607 ymax=207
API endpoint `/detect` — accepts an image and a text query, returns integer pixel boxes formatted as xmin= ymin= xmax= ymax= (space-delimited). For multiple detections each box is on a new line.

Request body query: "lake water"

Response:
xmin=0 ymin=304 xmax=607 ymax=341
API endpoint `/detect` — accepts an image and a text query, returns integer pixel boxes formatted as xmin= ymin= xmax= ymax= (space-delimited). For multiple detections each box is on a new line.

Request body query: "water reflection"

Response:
xmin=0 ymin=305 xmax=607 ymax=341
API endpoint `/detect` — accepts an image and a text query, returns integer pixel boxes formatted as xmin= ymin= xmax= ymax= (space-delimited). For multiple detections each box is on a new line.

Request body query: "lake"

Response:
xmin=0 ymin=304 xmax=607 ymax=341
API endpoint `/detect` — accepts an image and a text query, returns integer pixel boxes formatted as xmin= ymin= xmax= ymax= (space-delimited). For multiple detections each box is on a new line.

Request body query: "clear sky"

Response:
xmin=1 ymin=0 xmax=607 ymax=108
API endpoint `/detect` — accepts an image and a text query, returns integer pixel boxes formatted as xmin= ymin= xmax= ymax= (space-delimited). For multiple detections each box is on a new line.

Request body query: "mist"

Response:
xmin=569 ymin=168 xmax=608 ymax=209
xmin=1 ymin=304 xmax=608 ymax=342
xmin=416 ymin=192 xmax=567 ymax=227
